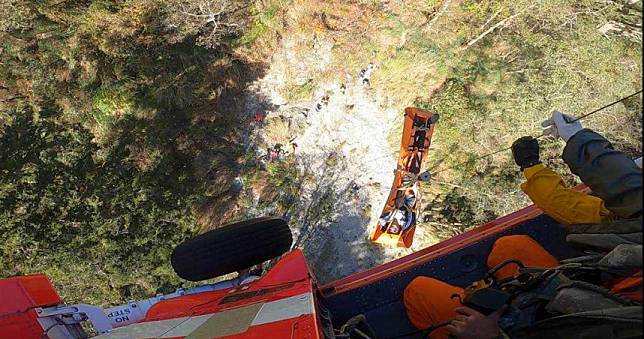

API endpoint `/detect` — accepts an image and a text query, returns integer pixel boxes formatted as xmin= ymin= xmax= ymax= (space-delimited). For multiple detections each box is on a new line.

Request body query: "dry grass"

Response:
xmin=263 ymin=115 xmax=296 ymax=146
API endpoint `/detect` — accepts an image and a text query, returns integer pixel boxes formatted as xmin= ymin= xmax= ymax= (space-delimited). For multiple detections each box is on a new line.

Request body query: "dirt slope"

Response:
xmin=240 ymin=36 xmax=441 ymax=283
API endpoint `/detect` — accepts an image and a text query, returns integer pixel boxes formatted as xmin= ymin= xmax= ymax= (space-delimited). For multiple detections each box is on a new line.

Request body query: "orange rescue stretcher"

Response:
xmin=370 ymin=107 xmax=438 ymax=248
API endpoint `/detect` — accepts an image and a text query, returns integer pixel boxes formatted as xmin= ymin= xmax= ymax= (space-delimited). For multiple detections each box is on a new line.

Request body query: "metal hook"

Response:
xmin=450 ymin=293 xmax=463 ymax=303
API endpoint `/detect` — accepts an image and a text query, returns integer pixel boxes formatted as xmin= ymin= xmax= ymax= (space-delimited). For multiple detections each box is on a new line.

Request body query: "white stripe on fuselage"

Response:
xmin=95 ymin=292 xmax=314 ymax=339
xmin=251 ymin=292 xmax=313 ymax=326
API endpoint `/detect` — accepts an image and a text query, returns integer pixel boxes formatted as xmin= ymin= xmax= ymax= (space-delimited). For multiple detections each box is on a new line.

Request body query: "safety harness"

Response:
xmin=338 ymin=216 xmax=642 ymax=339
xmin=472 ymin=216 xmax=643 ymax=338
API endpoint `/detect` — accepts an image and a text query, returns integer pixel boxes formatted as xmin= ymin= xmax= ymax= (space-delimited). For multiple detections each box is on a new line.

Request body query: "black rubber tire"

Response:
xmin=171 ymin=217 xmax=293 ymax=281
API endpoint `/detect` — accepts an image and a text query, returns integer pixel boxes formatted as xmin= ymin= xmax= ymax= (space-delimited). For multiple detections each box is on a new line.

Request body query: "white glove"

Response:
xmin=541 ymin=111 xmax=583 ymax=142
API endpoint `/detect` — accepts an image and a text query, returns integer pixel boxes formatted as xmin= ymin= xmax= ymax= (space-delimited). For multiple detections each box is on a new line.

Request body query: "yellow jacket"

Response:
xmin=521 ymin=164 xmax=611 ymax=225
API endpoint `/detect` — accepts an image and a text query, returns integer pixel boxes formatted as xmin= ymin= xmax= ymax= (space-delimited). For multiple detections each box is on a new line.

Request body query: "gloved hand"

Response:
xmin=511 ymin=136 xmax=541 ymax=170
xmin=541 ymin=111 xmax=583 ymax=142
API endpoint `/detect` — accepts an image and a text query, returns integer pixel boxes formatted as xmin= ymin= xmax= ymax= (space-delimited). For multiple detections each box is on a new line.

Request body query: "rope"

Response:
xmin=431 ymin=90 xmax=643 ymax=174
xmin=433 ymin=144 xmax=514 ymax=174
xmin=568 ymin=90 xmax=642 ymax=123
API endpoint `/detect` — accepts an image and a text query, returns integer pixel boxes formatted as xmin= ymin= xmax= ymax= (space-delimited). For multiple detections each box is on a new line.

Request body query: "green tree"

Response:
xmin=0 ymin=0 xmax=257 ymax=306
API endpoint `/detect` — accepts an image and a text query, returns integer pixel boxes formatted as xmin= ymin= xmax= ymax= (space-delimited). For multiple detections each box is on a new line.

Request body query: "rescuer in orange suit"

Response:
xmin=403 ymin=111 xmax=642 ymax=339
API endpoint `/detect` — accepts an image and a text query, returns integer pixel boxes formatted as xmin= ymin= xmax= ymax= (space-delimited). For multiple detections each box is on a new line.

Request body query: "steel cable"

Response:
xmin=431 ymin=90 xmax=642 ymax=175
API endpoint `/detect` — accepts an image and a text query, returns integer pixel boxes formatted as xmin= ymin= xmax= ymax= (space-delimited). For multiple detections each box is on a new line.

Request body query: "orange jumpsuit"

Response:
xmin=404 ymin=164 xmax=640 ymax=338
xmin=404 ymin=235 xmax=558 ymax=339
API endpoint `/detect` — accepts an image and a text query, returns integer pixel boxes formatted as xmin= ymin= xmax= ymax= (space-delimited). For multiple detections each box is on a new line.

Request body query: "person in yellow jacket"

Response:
xmin=510 ymin=136 xmax=611 ymax=225
xmin=511 ymin=110 xmax=641 ymax=225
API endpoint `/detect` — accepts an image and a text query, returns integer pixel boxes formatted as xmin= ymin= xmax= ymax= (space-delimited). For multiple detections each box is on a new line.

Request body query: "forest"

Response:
xmin=1 ymin=0 xmax=642 ymax=306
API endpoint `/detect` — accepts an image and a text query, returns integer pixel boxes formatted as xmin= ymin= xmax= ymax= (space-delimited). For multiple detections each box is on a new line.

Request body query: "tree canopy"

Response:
xmin=0 ymin=0 xmax=255 ymax=305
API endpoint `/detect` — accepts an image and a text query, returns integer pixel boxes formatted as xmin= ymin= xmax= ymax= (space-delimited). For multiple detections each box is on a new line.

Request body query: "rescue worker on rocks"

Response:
xmin=404 ymin=111 xmax=642 ymax=339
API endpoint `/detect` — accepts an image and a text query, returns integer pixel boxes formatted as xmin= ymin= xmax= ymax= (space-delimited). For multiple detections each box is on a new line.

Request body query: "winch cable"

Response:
xmin=430 ymin=89 xmax=643 ymax=175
